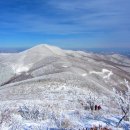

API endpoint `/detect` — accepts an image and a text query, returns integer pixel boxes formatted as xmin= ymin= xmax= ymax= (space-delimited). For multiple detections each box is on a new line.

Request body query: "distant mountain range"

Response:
xmin=1 ymin=47 xmax=130 ymax=57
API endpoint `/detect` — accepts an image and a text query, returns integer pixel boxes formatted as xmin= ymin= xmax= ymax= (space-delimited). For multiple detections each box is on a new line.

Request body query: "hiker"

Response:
xmin=95 ymin=105 xmax=97 ymax=111
xmin=98 ymin=105 xmax=101 ymax=110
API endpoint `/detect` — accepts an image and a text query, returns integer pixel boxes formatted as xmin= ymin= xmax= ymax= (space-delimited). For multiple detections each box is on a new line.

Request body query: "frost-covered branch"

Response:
xmin=113 ymin=79 xmax=130 ymax=127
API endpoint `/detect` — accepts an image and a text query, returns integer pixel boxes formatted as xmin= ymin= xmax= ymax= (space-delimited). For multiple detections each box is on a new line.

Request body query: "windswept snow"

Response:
xmin=82 ymin=73 xmax=87 ymax=77
xmin=43 ymin=44 xmax=66 ymax=56
xmin=11 ymin=64 xmax=31 ymax=74
xmin=89 ymin=69 xmax=113 ymax=80
xmin=62 ymin=65 xmax=68 ymax=68
xmin=103 ymin=69 xmax=113 ymax=80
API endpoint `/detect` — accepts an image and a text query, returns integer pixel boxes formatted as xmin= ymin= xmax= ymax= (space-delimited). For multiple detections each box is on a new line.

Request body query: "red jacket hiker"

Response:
xmin=98 ymin=105 xmax=101 ymax=110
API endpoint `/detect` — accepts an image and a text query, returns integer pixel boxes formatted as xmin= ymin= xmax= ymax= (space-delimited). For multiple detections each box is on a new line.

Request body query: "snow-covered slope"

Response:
xmin=0 ymin=44 xmax=130 ymax=129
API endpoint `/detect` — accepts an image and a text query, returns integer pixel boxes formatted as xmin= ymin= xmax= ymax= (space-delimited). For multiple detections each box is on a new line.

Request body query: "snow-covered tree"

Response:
xmin=18 ymin=105 xmax=44 ymax=121
xmin=87 ymin=91 xmax=97 ymax=111
xmin=84 ymin=91 xmax=102 ymax=113
xmin=0 ymin=109 xmax=11 ymax=125
xmin=113 ymin=79 xmax=130 ymax=127
xmin=50 ymin=111 xmax=70 ymax=129
xmin=77 ymin=90 xmax=103 ymax=113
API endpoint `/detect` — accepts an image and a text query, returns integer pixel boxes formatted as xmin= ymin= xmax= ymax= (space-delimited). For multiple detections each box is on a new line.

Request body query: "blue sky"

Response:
xmin=0 ymin=0 xmax=130 ymax=48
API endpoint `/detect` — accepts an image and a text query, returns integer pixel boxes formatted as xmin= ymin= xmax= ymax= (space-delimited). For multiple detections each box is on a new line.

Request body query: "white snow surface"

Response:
xmin=89 ymin=69 xmax=113 ymax=80
xmin=11 ymin=64 xmax=30 ymax=74
xmin=82 ymin=73 xmax=87 ymax=77
xmin=0 ymin=44 xmax=130 ymax=130
xmin=62 ymin=65 xmax=68 ymax=68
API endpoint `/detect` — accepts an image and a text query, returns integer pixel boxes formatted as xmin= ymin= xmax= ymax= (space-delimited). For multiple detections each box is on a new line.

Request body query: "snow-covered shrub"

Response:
xmin=0 ymin=109 xmax=12 ymax=125
xmin=18 ymin=105 xmax=44 ymax=121
xmin=84 ymin=91 xmax=102 ymax=112
xmin=50 ymin=111 xmax=71 ymax=129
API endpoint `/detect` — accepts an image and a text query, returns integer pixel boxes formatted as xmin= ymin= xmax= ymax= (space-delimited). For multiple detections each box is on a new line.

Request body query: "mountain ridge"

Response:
xmin=0 ymin=44 xmax=130 ymax=90
xmin=0 ymin=44 xmax=130 ymax=129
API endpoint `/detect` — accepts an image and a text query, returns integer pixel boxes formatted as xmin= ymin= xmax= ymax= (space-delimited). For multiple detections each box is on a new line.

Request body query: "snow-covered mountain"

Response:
xmin=0 ymin=44 xmax=130 ymax=129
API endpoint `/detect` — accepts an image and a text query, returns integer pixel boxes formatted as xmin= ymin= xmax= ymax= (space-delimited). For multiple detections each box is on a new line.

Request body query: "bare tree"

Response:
xmin=113 ymin=79 xmax=130 ymax=127
xmin=86 ymin=91 xmax=101 ymax=112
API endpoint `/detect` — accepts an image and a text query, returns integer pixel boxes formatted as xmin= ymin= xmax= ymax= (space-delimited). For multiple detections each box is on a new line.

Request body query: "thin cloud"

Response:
xmin=0 ymin=0 xmax=130 ymax=47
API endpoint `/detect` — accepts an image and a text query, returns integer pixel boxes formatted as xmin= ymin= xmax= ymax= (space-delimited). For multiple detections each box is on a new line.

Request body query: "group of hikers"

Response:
xmin=94 ymin=105 xmax=101 ymax=111
xmin=82 ymin=103 xmax=102 ymax=111
xmin=80 ymin=100 xmax=102 ymax=111
xmin=89 ymin=104 xmax=102 ymax=111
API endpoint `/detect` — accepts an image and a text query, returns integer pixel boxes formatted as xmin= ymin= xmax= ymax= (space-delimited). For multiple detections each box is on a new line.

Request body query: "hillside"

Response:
xmin=0 ymin=44 xmax=130 ymax=129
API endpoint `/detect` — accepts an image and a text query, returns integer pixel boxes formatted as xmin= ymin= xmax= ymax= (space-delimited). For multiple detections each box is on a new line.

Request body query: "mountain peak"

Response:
xmin=20 ymin=44 xmax=65 ymax=56
xmin=28 ymin=44 xmax=66 ymax=56
xmin=32 ymin=44 xmax=52 ymax=48
xmin=16 ymin=44 xmax=66 ymax=66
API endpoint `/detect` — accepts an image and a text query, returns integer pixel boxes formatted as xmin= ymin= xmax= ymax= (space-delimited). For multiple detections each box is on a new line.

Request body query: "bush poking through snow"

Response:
xmin=0 ymin=109 xmax=11 ymax=125
xmin=18 ymin=105 xmax=44 ymax=121
xmin=86 ymin=91 xmax=102 ymax=112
